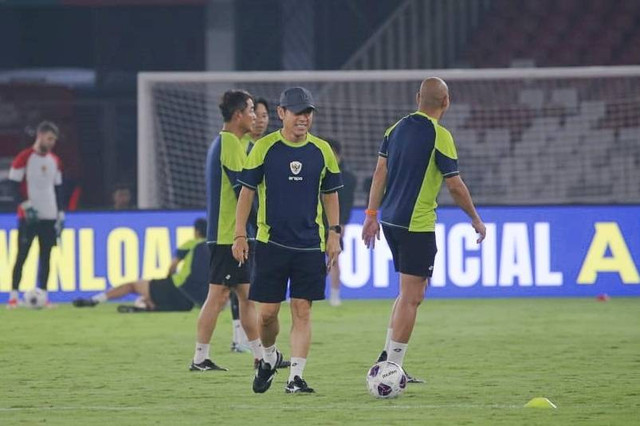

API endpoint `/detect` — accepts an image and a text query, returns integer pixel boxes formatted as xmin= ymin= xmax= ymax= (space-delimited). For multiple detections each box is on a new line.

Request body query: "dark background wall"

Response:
xmin=0 ymin=0 xmax=438 ymax=209
xmin=0 ymin=3 xmax=207 ymax=208
xmin=0 ymin=6 xmax=205 ymax=73
xmin=235 ymin=0 xmax=400 ymax=71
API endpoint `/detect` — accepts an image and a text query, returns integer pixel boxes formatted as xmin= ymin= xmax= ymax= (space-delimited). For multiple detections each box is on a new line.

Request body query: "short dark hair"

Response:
xmin=254 ymin=97 xmax=270 ymax=113
xmin=219 ymin=90 xmax=253 ymax=122
xmin=36 ymin=121 xmax=59 ymax=137
xmin=194 ymin=218 xmax=207 ymax=237
xmin=326 ymin=138 xmax=342 ymax=156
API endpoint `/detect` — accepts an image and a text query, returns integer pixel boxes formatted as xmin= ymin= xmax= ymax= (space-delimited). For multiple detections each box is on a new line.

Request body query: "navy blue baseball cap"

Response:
xmin=279 ymin=87 xmax=316 ymax=114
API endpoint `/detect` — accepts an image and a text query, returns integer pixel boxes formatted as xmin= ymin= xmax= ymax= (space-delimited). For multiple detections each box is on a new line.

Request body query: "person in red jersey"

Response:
xmin=7 ymin=121 xmax=65 ymax=309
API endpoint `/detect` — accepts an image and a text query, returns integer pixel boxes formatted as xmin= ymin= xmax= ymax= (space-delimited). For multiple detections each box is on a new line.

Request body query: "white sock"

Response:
xmin=232 ymin=319 xmax=242 ymax=343
xmin=384 ymin=328 xmax=393 ymax=353
xmin=263 ymin=344 xmax=277 ymax=367
xmin=288 ymin=357 xmax=306 ymax=382
xmin=92 ymin=293 xmax=108 ymax=303
xmin=10 ymin=290 xmax=18 ymax=300
xmin=387 ymin=340 xmax=408 ymax=367
xmin=238 ymin=324 xmax=249 ymax=346
xmin=194 ymin=342 xmax=210 ymax=364
xmin=330 ymin=288 xmax=340 ymax=300
xmin=248 ymin=339 xmax=263 ymax=360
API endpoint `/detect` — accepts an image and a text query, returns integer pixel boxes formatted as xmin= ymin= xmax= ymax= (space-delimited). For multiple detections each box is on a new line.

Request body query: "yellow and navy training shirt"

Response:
xmin=171 ymin=237 xmax=209 ymax=306
xmin=239 ymin=133 xmax=258 ymax=239
xmin=379 ymin=111 xmax=459 ymax=232
xmin=240 ymin=133 xmax=254 ymax=155
xmin=206 ymin=131 xmax=247 ymax=245
xmin=239 ymin=130 xmax=343 ymax=251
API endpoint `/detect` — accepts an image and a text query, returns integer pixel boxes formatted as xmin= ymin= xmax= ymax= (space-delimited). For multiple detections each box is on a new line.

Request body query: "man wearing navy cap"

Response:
xmin=233 ymin=87 xmax=343 ymax=394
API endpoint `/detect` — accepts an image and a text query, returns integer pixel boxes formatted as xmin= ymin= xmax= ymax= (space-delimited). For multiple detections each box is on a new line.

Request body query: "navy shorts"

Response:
xmin=249 ymin=242 xmax=326 ymax=303
xmin=382 ymin=225 xmax=437 ymax=278
xmin=208 ymin=244 xmax=251 ymax=286
xmin=149 ymin=278 xmax=194 ymax=311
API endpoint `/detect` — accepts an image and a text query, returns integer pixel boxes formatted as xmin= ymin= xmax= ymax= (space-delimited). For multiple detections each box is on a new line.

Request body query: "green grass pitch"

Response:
xmin=1 ymin=298 xmax=639 ymax=425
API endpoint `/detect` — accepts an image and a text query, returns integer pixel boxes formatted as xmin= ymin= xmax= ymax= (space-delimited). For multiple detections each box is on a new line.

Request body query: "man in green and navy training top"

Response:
xmin=233 ymin=87 xmax=342 ymax=394
xmin=230 ymin=97 xmax=270 ymax=354
xmin=190 ymin=90 xmax=264 ymax=373
xmin=362 ymin=77 xmax=487 ymax=383
xmin=72 ymin=218 xmax=210 ymax=311
xmin=238 ymin=127 xmax=342 ymax=250
xmin=240 ymin=97 xmax=270 ymax=155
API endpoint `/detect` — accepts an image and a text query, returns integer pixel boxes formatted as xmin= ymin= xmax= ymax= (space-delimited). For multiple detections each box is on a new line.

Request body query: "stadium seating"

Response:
xmin=434 ymin=78 xmax=640 ymax=204
xmin=465 ymin=0 xmax=640 ymax=68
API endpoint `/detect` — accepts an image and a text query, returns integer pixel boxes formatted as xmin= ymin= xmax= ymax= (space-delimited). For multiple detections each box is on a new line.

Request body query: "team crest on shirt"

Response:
xmin=288 ymin=161 xmax=303 ymax=181
xmin=290 ymin=161 xmax=302 ymax=175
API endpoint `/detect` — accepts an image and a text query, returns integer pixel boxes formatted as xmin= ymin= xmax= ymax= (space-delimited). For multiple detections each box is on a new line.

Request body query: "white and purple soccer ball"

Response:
xmin=366 ymin=361 xmax=407 ymax=399
xmin=23 ymin=288 xmax=47 ymax=309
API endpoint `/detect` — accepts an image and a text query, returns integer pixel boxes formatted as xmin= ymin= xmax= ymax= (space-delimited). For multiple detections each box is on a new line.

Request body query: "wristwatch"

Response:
xmin=328 ymin=225 xmax=342 ymax=234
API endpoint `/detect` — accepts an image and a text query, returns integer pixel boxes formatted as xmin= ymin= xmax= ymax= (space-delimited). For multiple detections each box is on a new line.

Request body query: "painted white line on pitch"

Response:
xmin=226 ymin=403 xmax=526 ymax=410
xmin=0 ymin=406 xmax=147 ymax=412
xmin=1 ymin=403 xmax=542 ymax=412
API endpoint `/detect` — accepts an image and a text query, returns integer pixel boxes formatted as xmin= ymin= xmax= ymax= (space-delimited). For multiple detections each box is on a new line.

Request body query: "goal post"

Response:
xmin=138 ymin=66 xmax=640 ymax=209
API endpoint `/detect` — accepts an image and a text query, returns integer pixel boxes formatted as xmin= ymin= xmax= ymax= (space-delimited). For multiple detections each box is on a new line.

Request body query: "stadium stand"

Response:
xmin=465 ymin=0 xmax=640 ymax=68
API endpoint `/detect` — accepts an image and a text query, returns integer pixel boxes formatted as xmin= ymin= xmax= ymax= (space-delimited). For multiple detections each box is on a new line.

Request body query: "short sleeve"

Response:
xmin=378 ymin=134 xmax=389 ymax=158
xmin=220 ymin=135 xmax=245 ymax=188
xmin=379 ymin=121 xmax=400 ymax=158
xmin=435 ymin=126 xmax=458 ymax=159
xmin=238 ymin=140 xmax=266 ymax=190
xmin=434 ymin=126 xmax=459 ymax=177
xmin=175 ymin=248 xmax=189 ymax=260
xmin=320 ymin=144 xmax=343 ymax=193
xmin=175 ymin=241 xmax=192 ymax=260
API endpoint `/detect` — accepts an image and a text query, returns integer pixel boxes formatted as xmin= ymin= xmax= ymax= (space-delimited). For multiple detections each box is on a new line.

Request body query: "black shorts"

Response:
xmin=382 ymin=225 xmax=437 ymax=278
xmin=249 ymin=242 xmax=326 ymax=303
xmin=149 ymin=278 xmax=194 ymax=311
xmin=208 ymin=243 xmax=251 ymax=286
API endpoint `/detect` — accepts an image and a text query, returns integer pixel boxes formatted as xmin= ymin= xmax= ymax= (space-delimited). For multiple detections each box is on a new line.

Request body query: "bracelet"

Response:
xmin=233 ymin=235 xmax=247 ymax=240
xmin=365 ymin=209 xmax=378 ymax=217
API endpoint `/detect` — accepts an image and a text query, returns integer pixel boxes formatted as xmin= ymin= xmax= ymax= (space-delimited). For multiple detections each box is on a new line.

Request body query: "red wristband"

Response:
xmin=365 ymin=209 xmax=378 ymax=217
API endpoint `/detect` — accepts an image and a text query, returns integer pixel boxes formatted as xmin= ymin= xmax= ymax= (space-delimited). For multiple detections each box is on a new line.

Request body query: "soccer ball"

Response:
xmin=23 ymin=288 xmax=47 ymax=309
xmin=366 ymin=361 xmax=407 ymax=399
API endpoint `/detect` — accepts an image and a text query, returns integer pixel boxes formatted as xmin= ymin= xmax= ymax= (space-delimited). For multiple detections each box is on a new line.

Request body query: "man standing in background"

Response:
xmin=231 ymin=97 xmax=271 ymax=353
xmin=325 ymin=138 xmax=356 ymax=307
xmin=190 ymin=90 xmax=262 ymax=371
xmin=7 ymin=121 xmax=64 ymax=309
xmin=239 ymin=97 xmax=270 ymax=154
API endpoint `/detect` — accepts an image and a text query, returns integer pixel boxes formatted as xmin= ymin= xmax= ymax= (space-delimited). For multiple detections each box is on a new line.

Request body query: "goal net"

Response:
xmin=138 ymin=67 xmax=640 ymax=209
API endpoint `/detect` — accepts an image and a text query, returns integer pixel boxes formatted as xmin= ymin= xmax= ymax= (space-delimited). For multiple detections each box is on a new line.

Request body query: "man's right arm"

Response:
xmin=8 ymin=152 xmax=35 ymax=219
xmin=169 ymin=243 xmax=190 ymax=276
xmin=445 ymin=175 xmax=486 ymax=243
xmin=8 ymin=151 xmax=26 ymax=209
xmin=167 ymin=257 xmax=181 ymax=277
